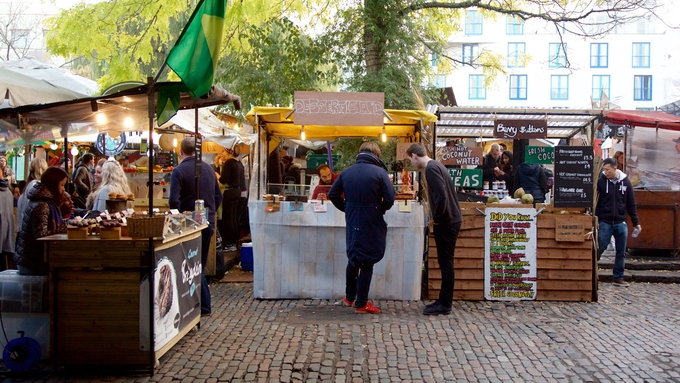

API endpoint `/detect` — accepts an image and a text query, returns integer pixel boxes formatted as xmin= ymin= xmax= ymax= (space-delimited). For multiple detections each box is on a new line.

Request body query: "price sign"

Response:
xmin=553 ymin=146 xmax=594 ymax=207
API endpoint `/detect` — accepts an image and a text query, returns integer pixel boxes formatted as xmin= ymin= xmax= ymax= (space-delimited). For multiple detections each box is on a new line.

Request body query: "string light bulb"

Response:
xmin=300 ymin=126 xmax=306 ymax=141
xmin=49 ymin=142 xmax=58 ymax=150
xmin=70 ymin=146 xmax=79 ymax=156
xmin=381 ymin=127 xmax=387 ymax=143
xmin=173 ymin=138 xmax=178 ymax=148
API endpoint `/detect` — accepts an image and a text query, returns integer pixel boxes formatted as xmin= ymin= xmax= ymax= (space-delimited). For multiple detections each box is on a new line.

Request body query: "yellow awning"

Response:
xmin=245 ymin=106 xmax=436 ymax=140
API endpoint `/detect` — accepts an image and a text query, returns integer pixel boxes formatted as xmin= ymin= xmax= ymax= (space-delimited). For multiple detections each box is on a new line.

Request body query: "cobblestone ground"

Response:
xmin=3 ymin=282 xmax=680 ymax=382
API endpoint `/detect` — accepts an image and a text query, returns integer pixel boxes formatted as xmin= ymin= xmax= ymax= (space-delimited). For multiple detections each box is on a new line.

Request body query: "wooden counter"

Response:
xmin=42 ymin=226 xmax=206 ymax=368
xmin=248 ymin=200 xmax=425 ymax=300
xmin=428 ymin=204 xmax=594 ymax=302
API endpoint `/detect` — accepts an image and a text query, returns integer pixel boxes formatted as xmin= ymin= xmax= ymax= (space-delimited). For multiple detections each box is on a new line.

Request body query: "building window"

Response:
xmin=636 ymin=107 xmax=655 ymax=111
xmin=550 ymin=75 xmax=569 ymax=100
xmin=507 ymin=42 xmax=526 ymax=68
xmin=549 ymin=43 xmax=567 ymax=68
xmin=590 ymin=43 xmax=608 ymax=68
xmin=592 ymin=75 xmax=610 ymax=100
xmin=11 ymin=29 xmax=30 ymax=49
xmin=462 ymin=44 xmax=477 ymax=66
xmin=434 ymin=74 xmax=446 ymax=88
xmin=634 ymin=75 xmax=652 ymax=101
xmin=469 ymin=74 xmax=486 ymax=100
xmin=506 ymin=16 xmax=524 ymax=35
xmin=509 ymin=74 xmax=527 ymax=100
xmin=431 ymin=53 xmax=439 ymax=67
xmin=465 ymin=10 xmax=483 ymax=35
xmin=632 ymin=42 xmax=650 ymax=68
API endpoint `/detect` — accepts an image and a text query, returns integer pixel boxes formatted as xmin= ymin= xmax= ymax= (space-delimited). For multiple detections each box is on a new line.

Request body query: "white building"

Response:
xmin=436 ymin=4 xmax=680 ymax=111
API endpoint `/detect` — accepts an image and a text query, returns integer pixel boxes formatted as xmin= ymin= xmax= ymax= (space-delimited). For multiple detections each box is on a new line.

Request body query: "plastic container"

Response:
xmin=632 ymin=227 xmax=641 ymax=238
xmin=240 ymin=242 xmax=253 ymax=271
xmin=0 ymin=313 xmax=50 ymax=359
xmin=0 ymin=270 xmax=48 ymax=313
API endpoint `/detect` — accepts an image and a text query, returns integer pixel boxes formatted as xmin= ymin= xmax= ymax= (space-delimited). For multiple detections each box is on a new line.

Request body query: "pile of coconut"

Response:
xmin=487 ymin=187 xmax=534 ymax=205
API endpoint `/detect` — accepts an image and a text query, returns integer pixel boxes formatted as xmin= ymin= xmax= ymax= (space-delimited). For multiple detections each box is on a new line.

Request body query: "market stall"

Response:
xmin=604 ymin=110 xmax=680 ymax=257
xmin=245 ymin=93 xmax=437 ymax=300
xmin=431 ymin=106 xmax=602 ymax=301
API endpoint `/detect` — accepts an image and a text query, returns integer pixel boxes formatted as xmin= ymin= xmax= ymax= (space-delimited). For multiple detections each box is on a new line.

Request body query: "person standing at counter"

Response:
xmin=73 ymin=153 xmax=95 ymax=209
xmin=311 ymin=164 xmax=339 ymax=200
xmin=0 ymin=177 xmax=15 ymax=270
xmin=329 ymin=142 xmax=395 ymax=314
xmin=407 ymin=143 xmax=462 ymax=316
xmin=170 ymin=138 xmax=223 ymax=317
xmin=15 ymin=167 xmax=69 ymax=275
xmin=596 ymin=158 xmax=641 ymax=286
xmin=219 ymin=148 xmax=245 ymax=252
xmin=17 ymin=157 xmax=48 ymax=224
xmin=86 ymin=161 xmax=133 ymax=211
xmin=480 ymin=143 xmax=502 ymax=185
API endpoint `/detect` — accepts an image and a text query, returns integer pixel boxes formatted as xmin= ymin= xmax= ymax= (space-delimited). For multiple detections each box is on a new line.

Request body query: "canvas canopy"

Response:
xmin=604 ymin=110 xmax=680 ymax=131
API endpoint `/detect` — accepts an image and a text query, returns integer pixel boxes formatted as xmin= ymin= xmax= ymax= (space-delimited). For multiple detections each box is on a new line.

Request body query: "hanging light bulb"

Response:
xmin=124 ymin=117 xmax=133 ymax=128
xmin=49 ymin=142 xmax=58 ymax=150
xmin=300 ymin=125 xmax=306 ymax=141
xmin=70 ymin=146 xmax=79 ymax=156
xmin=96 ymin=113 xmax=107 ymax=125
xmin=173 ymin=138 xmax=178 ymax=148
xmin=381 ymin=127 xmax=387 ymax=143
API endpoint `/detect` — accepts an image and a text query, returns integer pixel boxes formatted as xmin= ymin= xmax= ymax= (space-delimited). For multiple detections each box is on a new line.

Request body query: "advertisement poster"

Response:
xmin=140 ymin=235 xmax=202 ymax=352
xmin=484 ymin=207 xmax=537 ymax=301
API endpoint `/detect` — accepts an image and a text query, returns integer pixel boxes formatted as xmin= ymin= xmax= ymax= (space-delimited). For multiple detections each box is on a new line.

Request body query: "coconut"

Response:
xmin=521 ymin=193 xmax=534 ymax=204
xmin=487 ymin=195 xmax=500 ymax=204
xmin=514 ymin=187 xmax=525 ymax=199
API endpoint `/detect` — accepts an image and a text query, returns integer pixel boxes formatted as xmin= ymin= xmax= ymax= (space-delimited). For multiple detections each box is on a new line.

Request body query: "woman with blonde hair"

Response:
xmin=87 ymin=161 xmax=133 ymax=211
xmin=17 ymin=157 xmax=49 ymax=223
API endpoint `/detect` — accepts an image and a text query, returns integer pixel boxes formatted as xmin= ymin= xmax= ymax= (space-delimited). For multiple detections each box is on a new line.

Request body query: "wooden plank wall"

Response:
xmin=427 ymin=204 xmax=594 ymax=302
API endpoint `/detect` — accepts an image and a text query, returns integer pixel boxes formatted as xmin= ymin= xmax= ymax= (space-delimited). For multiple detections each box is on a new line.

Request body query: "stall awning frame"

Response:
xmin=436 ymin=106 xmax=603 ymax=139
xmin=604 ymin=109 xmax=680 ymax=131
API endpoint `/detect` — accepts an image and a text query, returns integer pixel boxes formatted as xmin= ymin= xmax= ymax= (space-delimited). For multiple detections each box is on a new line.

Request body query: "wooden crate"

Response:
xmin=426 ymin=206 xmax=595 ymax=302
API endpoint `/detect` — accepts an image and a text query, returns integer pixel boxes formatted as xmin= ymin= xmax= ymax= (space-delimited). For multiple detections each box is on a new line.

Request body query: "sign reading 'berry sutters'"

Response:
xmin=493 ymin=119 xmax=548 ymax=139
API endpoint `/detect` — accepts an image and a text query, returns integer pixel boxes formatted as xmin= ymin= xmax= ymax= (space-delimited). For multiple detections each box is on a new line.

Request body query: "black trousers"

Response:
xmin=433 ymin=221 xmax=462 ymax=307
xmin=219 ymin=189 xmax=241 ymax=245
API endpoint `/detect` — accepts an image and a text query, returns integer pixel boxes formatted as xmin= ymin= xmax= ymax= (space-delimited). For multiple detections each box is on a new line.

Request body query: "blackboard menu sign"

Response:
xmin=156 ymin=151 xmax=173 ymax=168
xmin=554 ymin=146 xmax=594 ymax=207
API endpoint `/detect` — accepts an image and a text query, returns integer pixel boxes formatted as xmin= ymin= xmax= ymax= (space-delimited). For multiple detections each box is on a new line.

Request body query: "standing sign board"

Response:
xmin=493 ymin=119 xmax=548 ymax=139
xmin=437 ymin=145 xmax=484 ymax=166
xmin=484 ymin=207 xmax=537 ymax=301
xmin=525 ymin=146 xmax=554 ymax=165
xmin=294 ymin=91 xmax=385 ymax=126
xmin=553 ymin=146 xmax=594 ymax=207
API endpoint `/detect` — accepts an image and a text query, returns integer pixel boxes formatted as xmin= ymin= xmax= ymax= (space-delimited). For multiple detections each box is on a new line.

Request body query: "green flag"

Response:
xmin=156 ymin=0 xmax=227 ymax=125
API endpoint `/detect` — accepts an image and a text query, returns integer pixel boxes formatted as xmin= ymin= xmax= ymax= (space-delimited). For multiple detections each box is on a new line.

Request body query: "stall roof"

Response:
xmin=436 ymin=106 xmax=602 ymax=139
xmin=0 ymin=83 xmax=240 ymax=150
xmin=245 ymin=106 xmax=437 ymax=140
xmin=604 ymin=109 xmax=680 ymax=131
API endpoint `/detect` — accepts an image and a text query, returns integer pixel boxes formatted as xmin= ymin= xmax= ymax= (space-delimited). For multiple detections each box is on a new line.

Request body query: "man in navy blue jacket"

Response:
xmin=596 ymin=157 xmax=641 ymax=286
xmin=170 ymin=138 xmax=223 ymax=316
xmin=329 ymin=142 xmax=394 ymax=314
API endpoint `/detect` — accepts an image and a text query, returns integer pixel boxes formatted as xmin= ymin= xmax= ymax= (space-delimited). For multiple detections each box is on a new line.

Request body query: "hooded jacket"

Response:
xmin=595 ymin=169 xmax=639 ymax=226
xmin=514 ymin=163 xmax=547 ymax=203
xmin=0 ymin=179 xmax=15 ymax=254
xmin=15 ymin=182 xmax=67 ymax=274
xmin=329 ymin=152 xmax=395 ymax=264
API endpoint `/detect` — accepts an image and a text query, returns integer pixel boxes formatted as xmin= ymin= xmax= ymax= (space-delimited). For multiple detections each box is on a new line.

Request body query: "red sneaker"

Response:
xmin=342 ymin=297 xmax=354 ymax=307
xmin=355 ymin=302 xmax=380 ymax=314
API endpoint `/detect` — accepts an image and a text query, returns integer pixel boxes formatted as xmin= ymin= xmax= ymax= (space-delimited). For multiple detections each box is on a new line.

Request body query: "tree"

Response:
xmin=0 ymin=2 xmax=43 ymax=61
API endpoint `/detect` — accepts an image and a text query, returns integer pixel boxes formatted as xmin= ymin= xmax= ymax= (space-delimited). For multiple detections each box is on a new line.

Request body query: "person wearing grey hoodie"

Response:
xmin=0 ymin=178 xmax=15 ymax=266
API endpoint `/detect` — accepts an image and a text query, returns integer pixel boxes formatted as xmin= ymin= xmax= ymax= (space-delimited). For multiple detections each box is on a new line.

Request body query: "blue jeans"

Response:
xmin=200 ymin=223 xmax=215 ymax=314
xmin=598 ymin=221 xmax=628 ymax=279
xmin=345 ymin=259 xmax=375 ymax=309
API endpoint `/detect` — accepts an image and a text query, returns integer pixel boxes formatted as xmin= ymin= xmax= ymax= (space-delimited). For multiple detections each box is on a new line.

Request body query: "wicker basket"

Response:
xmin=127 ymin=215 xmax=168 ymax=238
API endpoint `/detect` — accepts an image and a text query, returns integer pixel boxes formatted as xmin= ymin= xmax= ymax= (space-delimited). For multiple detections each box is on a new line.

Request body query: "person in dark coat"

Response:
xmin=494 ymin=150 xmax=514 ymax=192
xmin=0 ymin=178 xmax=15 ymax=268
xmin=169 ymin=138 xmax=223 ymax=316
xmin=15 ymin=167 xmax=69 ymax=275
xmin=72 ymin=153 xmax=94 ymax=208
xmin=595 ymin=158 xmax=641 ymax=286
xmin=480 ymin=143 xmax=502 ymax=185
xmin=514 ymin=162 xmax=547 ymax=203
xmin=329 ymin=142 xmax=395 ymax=314
xmin=219 ymin=148 xmax=246 ymax=252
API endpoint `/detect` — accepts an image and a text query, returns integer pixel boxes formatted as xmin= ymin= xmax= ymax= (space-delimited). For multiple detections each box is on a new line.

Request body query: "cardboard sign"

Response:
xmin=294 ymin=91 xmax=385 ymax=126
xmin=202 ymin=141 xmax=223 ymax=154
xmin=525 ymin=146 xmax=554 ymax=164
xmin=493 ymin=119 xmax=548 ymax=139
xmin=554 ymin=216 xmax=586 ymax=242
xmin=396 ymin=142 xmax=412 ymax=161
xmin=437 ymin=146 xmax=484 ymax=166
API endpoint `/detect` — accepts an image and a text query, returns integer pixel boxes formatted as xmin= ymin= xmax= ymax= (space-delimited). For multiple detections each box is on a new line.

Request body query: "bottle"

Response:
xmin=632 ymin=227 xmax=641 ymax=238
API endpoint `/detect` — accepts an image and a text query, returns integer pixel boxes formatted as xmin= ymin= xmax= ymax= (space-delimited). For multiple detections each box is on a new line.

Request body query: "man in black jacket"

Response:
xmin=407 ymin=143 xmax=462 ymax=315
xmin=596 ymin=158 xmax=641 ymax=286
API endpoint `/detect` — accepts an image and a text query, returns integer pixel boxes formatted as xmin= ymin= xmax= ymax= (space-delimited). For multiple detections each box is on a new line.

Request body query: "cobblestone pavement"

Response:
xmin=3 ymin=282 xmax=680 ymax=382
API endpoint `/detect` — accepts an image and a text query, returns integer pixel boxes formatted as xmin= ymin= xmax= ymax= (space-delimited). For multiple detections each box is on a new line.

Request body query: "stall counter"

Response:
xmin=248 ymin=200 xmax=425 ymax=300
xmin=42 ymin=226 xmax=206 ymax=368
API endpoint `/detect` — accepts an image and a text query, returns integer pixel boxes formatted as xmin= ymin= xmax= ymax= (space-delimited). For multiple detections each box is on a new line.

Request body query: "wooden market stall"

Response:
xmin=431 ymin=107 xmax=602 ymax=302
xmin=245 ymin=93 xmax=437 ymax=301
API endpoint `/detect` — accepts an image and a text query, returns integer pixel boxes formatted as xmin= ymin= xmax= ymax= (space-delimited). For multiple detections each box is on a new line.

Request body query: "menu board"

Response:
xmin=484 ymin=207 xmax=537 ymax=301
xmin=554 ymin=146 xmax=594 ymax=207
xmin=156 ymin=151 xmax=173 ymax=168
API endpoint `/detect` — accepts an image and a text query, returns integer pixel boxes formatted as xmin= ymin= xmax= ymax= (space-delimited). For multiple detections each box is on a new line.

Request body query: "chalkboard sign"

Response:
xmin=156 ymin=151 xmax=173 ymax=168
xmin=553 ymin=146 xmax=594 ymax=207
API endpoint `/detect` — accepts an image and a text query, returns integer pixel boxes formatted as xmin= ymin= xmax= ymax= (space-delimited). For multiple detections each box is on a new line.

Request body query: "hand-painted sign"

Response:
xmin=448 ymin=168 xmax=483 ymax=189
xmin=437 ymin=145 xmax=484 ymax=166
xmin=525 ymin=146 xmax=554 ymax=164
xmin=554 ymin=146 xmax=594 ymax=207
xmin=493 ymin=119 xmax=548 ymax=139
xmin=294 ymin=91 xmax=385 ymax=126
